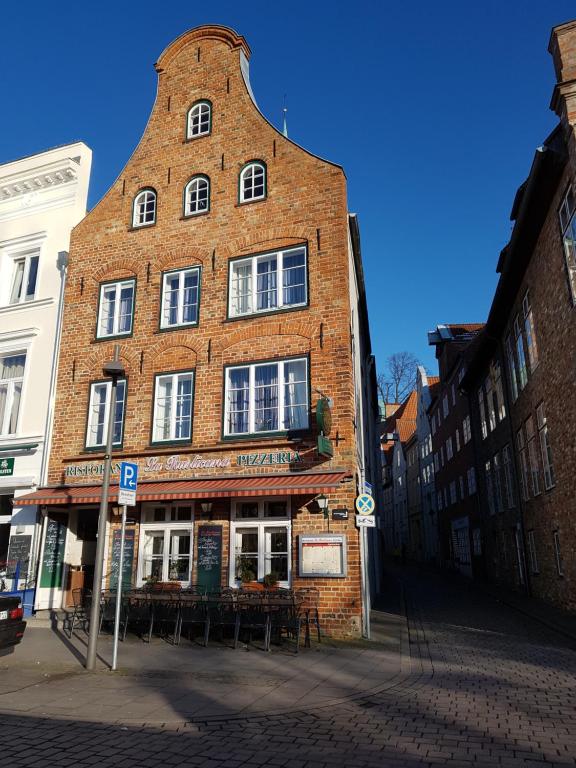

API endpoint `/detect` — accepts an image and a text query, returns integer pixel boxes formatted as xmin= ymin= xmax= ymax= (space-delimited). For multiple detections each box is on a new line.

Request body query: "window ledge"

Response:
xmin=236 ymin=197 xmax=267 ymax=208
xmin=180 ymin=211 xmax=210 ymax=221
xmin=0 ymin=297 xmax=54 ymax=315
xmin=127 ymin=223 xmax=156 ymax=232
xmin=225 ymin=304 xmax=308 ymax=323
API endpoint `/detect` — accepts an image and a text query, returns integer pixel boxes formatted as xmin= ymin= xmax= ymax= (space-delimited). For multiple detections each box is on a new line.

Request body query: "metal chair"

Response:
xmin=67 ymin=588 xmax=89 ymax=637
xmin=149 ymin=593 xmax=179 ymax=642
xmin=295 ymin=588 xmax=322 ymax=646
xmin=207 ymin=589 xmax=240 ymax=648
xmin=176 ymin=591 xmax=210 ymax=647
xmin=123 ymin=594 xmax=153 ymax=642
xmin=236 ymin=592 xmax=270 ymax=651
xmin=268 ymin=591 xmax=303 ymax=653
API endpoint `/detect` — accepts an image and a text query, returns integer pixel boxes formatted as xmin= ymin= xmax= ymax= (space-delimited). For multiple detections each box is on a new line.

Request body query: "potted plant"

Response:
xmin=238 ymin=561 xmax=264 ymax=590
xmin=263 ymin=571 xmax=280 ymax=590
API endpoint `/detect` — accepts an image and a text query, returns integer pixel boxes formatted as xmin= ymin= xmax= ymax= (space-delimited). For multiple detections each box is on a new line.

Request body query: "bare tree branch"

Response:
xmin=378 ymin=352 xmax=421 ymax=405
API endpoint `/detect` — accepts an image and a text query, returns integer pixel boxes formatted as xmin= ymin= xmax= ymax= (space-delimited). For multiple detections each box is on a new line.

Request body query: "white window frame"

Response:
xmin=223 ymin=356 xmax=309 ymax=437
xmin=187 ymin=101 xmax=211 ymax=139
xmin=8 ymin=249 xmax=40 ymax=305
xmin=478 ymin=389 xmax=487 ymax=439
xmin=160 ymin=267 xmax=200 ymax=329
xmin=228 ymin=246 xmax=307 ymax=318
xmin=183 ymin=176 xmax=210 ymax=216
xmin=505 ymin=334 xmax=519 ymax=402
xmin=152 ymin=371 xmax=194 ymax=444
xmin=132 ymin=189 xmax=156 ymax=227
xmin=85 ymin=379 xmax=126 ymax=448
xmin=97 ymin=279 xmax=135 ymax=338
xmin=559 ymin=186 xmax=576 ymax=304
xmin=527 ymin=530 xmax=539 ymax=574
xmin=525 ymin=416 xmax=541 ymax=497
xmin=522 ymin=291 xmax=539 ymax=372
xmin=513 ymin=315 xmax=528 ymax=390
xmin=553 ymin=531 xmax=563 ymax=576
xmin=229 ymin=498 xmax=291 ymax=587
xmin=0 ymin=350 xmax=27 ymax=437
xmin=138 ymin=503 xmax=195 ymax=586
xmin=239 ymin=161 xmax=266 ymax=203
xmin=0 ymin=234 xmax=46 ymax=308
xmin=536 ymin=403 xmax=555 ymax=490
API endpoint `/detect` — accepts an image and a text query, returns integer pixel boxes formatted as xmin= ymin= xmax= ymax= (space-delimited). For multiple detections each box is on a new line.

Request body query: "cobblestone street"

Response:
xmin=3 ymin=567 xmax=576 ymax=767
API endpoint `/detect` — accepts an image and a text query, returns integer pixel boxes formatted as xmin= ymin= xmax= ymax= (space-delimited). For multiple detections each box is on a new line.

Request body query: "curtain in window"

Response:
xmin=231 ymin=263 xmax=252 ymax=315
xmin=228 ymin=368 xmax=250 ymax=433
xmin=175 ymin=376 xmax=192 ymax=439
xmin=119 ymin=285 xmax=133 ymax=333
xmin=155 ymin=378 xmax=172 ymax=441
xmin=10 ymin=260 xmax=25 ymax=304
xmin=100 ymin=287 xmax=116 ymax=336
xmin=182 ymin=271 xmax=198 ymax=323
xmin=89 ymin=383 xmax=108 ymax=445
xmin=282 ymin=250 xmax=306 ymax=306
xmin=254 ymin=364 xmax=278 ymax=431
xmin=0 ymin=355 xmax=25 ymax=381
xmin=283 ymin=360 xmax=307 ymax=429
xmin=113 ymin=381 xmax=126 ymax=444
xmin=256 ymin=258 xmax=277 ymax=310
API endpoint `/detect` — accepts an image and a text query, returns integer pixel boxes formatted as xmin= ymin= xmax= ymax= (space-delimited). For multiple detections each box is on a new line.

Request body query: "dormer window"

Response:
xmin=132 ymin=189 xmax=157 ymax=228
xmin=187 ymin=100 xmax=211 ymax=139
xmin=184 ymin=175 xmax=210 ymax=216
xmin=239 ymin=161 xmax=266 ymax=204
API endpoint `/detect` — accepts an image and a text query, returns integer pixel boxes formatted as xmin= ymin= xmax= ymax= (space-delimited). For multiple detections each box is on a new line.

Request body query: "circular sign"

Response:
xmin=316 ymin=397 xmax=332 ymax=436
xmin=355 ymin=494 xmax=375 ymax=515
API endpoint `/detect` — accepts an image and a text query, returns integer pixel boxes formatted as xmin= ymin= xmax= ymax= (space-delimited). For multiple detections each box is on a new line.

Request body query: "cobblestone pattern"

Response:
xmin=3 ymin=569 xmax=576 ymax=767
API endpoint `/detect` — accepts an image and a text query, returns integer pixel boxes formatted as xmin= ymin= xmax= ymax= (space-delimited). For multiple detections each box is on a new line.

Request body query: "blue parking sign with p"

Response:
xmin=120 ymin=461 xmax=138 ymax=491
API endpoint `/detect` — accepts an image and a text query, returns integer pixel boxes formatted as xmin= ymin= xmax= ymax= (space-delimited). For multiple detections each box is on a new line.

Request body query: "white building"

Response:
xmin=0 ymin=143 xmax=91 ymax=603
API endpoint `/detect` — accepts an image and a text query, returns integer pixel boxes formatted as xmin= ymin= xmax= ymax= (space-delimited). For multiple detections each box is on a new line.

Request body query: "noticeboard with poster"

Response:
xmin=298 ymin=534 xmax=347 ymax=578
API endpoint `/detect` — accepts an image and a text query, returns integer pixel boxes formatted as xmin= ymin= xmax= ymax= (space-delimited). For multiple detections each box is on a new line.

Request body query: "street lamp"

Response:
xmin=316 ymin=494 xmax=329 ymax=518
xmin=85 ymin=345 xmax=125 ymax=671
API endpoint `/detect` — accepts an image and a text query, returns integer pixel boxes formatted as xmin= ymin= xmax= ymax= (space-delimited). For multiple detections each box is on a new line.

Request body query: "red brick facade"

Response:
xmin=42 ymin=26 xmax=374 ymax=636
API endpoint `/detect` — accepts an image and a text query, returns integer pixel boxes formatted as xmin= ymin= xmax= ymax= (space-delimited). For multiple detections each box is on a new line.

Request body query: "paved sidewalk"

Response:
xmin=0 ymin=609 xmax=405 ymax=724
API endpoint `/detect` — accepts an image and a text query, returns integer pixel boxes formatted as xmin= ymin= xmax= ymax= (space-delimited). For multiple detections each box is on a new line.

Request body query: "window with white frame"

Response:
xmin=224 ymin=357 xmax=308 ymax=436
xmin=0 ymin=353 xmax=26 ymax=436
xmin=536 ymin=403 xmax=555 ymax=490
xmin=9 ymin=250 xmax=39 ymax=305
xmin=186 ymin=100 xmax=211 ymax=139
xmin=229 ymin=246 xmax=306 ymax=318
xmin=516 ymin=427 xmax=530 ymax=501
xmin=527 ymin=530 xmax=539 ymax=574
xmin=559 ymin=186 xmax=576 ymax=303
xmin=239 ymin=161 xmax=266 ymax=203
xmin=513 ymin=315 xmax=528 ymax=390
xmin=132 ymin=189 xmax=156 ymax=227
xmin=522 ymin=291 xmax=538 ymax=372
xmin=140 ymin=504 xmax=194 ymax=585
xmin=85 ymin=379 xmax=126 ymax=448
xmin=160 ymin=267 xmax=200 ymax=329
xmin=152 ymin=371 xmax=194 ymax=443
xmin=184 ymin=175 xmax=210 ymax=216
xmin=97 ymin=279 xmax=135 ymax=338
xmin=525 ymin=416 xmax=541 ymax=496
xmin=478 ymin=388 xmax=487 ymax=439
xmin=467 ymin=466 xmax=476 ymax=495
xmin=485 ymin=376 xmax=496 ymax=432
xmin=230 ymin=499 xmax=290 ymax=585
xmin=493 ymin=360 xmax=506 ymax=421
xmin=553 ymin=531 xmax=564 ymax=576
xmin=505 ymin=334 xmax=519 ymax=402
xmin=502 ymin=444 xmax=515 ymax=509
xmin=463 ymin=415 xmax=472 ymax=444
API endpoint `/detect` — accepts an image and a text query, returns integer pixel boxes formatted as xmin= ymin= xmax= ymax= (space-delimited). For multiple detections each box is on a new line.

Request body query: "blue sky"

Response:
xmin=2 ymin=1 xmax=574 ymax=373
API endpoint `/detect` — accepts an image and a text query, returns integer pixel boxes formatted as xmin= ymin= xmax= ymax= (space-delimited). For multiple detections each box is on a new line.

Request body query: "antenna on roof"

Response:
xmin=282 ymin=94 xmax=288 ymax=138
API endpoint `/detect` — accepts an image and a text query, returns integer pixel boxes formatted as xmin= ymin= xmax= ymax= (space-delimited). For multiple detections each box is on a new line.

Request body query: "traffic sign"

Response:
xmin=356 ymin=515 xmax=376 ymax=528
xmin=118 ymin=461 xmax=138 ymax=507
xmin=362 ymin=480 xmax=373 ymax=496
xmin=355 ymin=493 xmax=375 ymax=515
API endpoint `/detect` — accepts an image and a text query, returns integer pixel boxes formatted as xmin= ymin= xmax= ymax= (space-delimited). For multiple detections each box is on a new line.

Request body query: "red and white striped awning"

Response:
xmin=15 ymin=471 xmax=350 ymax=506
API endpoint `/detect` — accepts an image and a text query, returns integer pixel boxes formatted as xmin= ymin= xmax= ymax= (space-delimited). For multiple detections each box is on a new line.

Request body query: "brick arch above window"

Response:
xmin=156 ymin=248 xmax=206 ymax=273
xmin=221 ymin=229 xmax=310 ymax=259
xmin=147 ymin=339 xmax=200 ymax=370
xmin=80 ymin=347 xmax=140 ymax=380
xmin=214 ymin=321 xmax=315 ymax=358
xmin=88 ymin=260 xmax=141 ymax=285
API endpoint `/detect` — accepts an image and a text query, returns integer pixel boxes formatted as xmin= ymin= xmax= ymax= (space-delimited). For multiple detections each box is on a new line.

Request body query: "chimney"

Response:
xmin=549 ymin=20 xmax=576 ymax=122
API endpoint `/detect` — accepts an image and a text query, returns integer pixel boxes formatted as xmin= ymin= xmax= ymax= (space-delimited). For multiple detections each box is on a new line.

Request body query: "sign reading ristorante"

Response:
xmin=64 ymin=451 xmax=303 ymax=478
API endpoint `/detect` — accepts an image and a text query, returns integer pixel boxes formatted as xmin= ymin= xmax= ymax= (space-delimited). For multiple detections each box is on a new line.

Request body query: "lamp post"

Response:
xmin=85 ymin=346 xmax=125 ymax=671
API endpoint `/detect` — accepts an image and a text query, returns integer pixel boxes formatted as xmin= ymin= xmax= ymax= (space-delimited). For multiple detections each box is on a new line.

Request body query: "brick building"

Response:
xmin=428 ymin=324 xmax=483 ymax=577
xmin=458 ymin=20 xmax=576 ymax=610
xmin=17 ymin=26 xmax=380 ymax=635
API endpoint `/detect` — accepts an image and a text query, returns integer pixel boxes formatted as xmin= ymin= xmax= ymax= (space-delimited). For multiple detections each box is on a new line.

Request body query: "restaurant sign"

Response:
xmin=0 ymin=458 xmax=14 ymax=477
xmin=65 ymin=451 xmax=302 ymax=478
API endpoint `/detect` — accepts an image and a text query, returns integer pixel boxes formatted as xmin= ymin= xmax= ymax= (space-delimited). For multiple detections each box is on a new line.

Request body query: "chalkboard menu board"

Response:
xmin=109 ymin=528 xmax=135 ymax=591
xmin=7 ymin=535 xmax=32 ymax=580
xmin=40 ymin=517 xmax=67 ymax=588
xmin=197 ymin=525 xmax=222 ymax=592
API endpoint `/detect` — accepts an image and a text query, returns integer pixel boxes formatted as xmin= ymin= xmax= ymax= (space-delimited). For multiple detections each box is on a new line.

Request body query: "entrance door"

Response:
xmin=36 ymin=512 xmax=68 ymax=610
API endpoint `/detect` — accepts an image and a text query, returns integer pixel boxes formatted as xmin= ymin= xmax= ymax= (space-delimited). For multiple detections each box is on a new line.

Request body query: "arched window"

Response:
xmin=184 ymin=175 xmax=210 ymax=216
xmin=132 ymin=188 xmax=157 ymax=227
xmin=187 ymin=100 xmax=212 ymax=139
xmin=239 ymin=161 xmax=266 ymax=203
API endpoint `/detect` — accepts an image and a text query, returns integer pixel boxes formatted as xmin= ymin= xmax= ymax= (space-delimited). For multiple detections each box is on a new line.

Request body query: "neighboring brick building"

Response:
xmin=428 ymin=324 xmax=483 ymax=577
xmin=18 ymin=26 xmax=380 ymax=635
xmin=459 ymin=20 xmax=576 ymax=611
xmin=415 ymin=368 xmax=439 ymax=563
